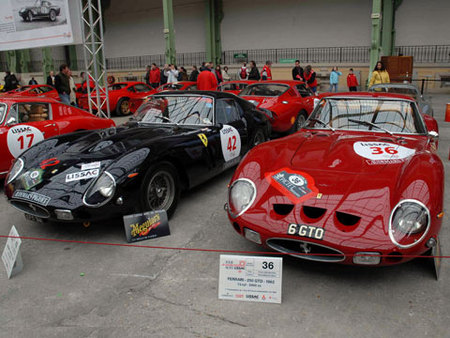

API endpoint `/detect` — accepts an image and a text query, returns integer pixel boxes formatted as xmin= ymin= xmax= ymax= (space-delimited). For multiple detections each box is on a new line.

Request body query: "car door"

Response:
xmin=0 ymin=102 xmax=59 ymax=170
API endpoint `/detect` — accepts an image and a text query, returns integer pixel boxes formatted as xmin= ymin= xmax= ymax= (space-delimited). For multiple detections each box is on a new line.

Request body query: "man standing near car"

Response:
xmin=46 ymin=70 xmax=55 ymax=87
xmin=292 ymin=60 xmax=304 ymax=81
xmin=54 ymin=64 xmax=71 ymax=105
xmin=3 ymin=71 xmax=19 ymax=91
xmin=197 ymin=63 xmax=217 ymax=90
xmin=149 ymin=63 xmax=161 ymax=88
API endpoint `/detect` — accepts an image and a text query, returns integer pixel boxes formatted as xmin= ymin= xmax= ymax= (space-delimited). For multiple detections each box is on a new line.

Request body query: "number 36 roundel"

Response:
xmin=7 ymin=125 xmax=45 ymax=158
xmin=220 ymin=125 xmax=241 ymax=162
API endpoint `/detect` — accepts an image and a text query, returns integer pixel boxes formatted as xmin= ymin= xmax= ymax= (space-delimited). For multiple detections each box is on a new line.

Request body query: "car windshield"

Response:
xmin=108 ymin=84 xmax=127 ymax=91
xmin=135 ymin=95 xmax=214 ymax=126
xmin=240 ymin=84 xmax=289 ymax=97
xmin=369 ymin=86 xmax=419 ymax=100
xmin=14 ymin=86 xmax=30 ymax=92
xmin=305 ymin=98 xmax=426 ymax=134
xmin=0 ymin=103 xmax=7 ymax=123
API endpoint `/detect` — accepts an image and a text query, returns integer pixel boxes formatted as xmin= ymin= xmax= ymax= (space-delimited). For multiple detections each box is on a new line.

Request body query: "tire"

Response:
xmin=27 ymin=12 xmax=33 ymax=22
xmin=292 ymin=111 xmax=307 ymax=133
xmin=116 ymin=98 xmax=130 ymax=116
xmin=251 ymin=128 xmax=267 ymax=148
xmin=141 ymin=162 xmax=180 ymax=218
xmin=49 ymin=10 xmax=56 ymax=21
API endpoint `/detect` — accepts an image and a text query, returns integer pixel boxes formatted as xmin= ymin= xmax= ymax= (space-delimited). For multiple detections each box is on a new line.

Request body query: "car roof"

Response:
xmin=220 ymin=80 xmax=257 ymax=84
xmin=369 ymin=82 xmax=419 ymax=90
xmin=247 ymin=80 xmax=305 ymax=86
xmin=320 ymin=91 xmax=416 ymax=101
xmin=111 ymin=81 xmax=146 ymax=86
xmin=153 ymin=90 xmax=238 ymax=99
xmin=0 ymin=95 xmax=60 ymax=103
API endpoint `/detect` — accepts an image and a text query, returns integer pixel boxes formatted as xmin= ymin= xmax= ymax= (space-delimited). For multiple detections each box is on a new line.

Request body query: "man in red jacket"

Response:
xmin=347 ymin=68 xmax=359 ymax=91
xmin=197 ymin=63 xmax=218 ymax=90
xmin=149 ymin=63 xmax=161 ymax=89
xmin=261 ymin=60 xmax=272 ymax=80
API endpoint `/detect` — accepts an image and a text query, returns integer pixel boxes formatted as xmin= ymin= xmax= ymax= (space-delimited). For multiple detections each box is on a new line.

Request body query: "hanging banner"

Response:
xmin=0 ymin=0 xmax=82 ymax=51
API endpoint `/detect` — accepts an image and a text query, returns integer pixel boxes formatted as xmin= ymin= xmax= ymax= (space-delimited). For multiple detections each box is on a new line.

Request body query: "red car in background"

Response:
xmin=4 ymin=85 xmax=59 ymax=101
xmin=78 ymin=81 xmax=153 ymax=116
xmin=239 ymin=80 xmax=316 ymax=134
xmin=218 ymin=80 xmax=257 ymax=95
xmin=129 ymin=81 xmax=198 ymax=113
xmin=226 ymin=92 xmax=443 ymax=268
xmin=0 ymin=96 xmax=115 ymax=177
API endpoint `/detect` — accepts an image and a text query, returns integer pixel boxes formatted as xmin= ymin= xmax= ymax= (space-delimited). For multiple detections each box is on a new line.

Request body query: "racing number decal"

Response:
xmin=353 ymin=142 xmax=415 ymax=162
xmin=7 ymin=125 xmax=45 ymax=158
xmin=220 ymin=125 xmax=241 ymax=162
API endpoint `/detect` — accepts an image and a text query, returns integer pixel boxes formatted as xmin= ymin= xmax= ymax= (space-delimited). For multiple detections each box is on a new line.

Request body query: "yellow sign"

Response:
xmin=198 ymin=133 xmax=208 ymax=147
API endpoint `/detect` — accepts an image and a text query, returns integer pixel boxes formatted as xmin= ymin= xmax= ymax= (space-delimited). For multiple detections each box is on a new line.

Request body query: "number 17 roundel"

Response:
xmin=220 ymin=125 xmax=241 ymax=162
xmin=7 ymin=125 xmax=45 ymax=158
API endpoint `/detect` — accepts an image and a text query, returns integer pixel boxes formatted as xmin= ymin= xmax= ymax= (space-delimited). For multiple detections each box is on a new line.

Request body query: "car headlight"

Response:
xmin=228 ymin=178 xmax=256 ymax=218
xmin=83 ymin=171 xmax=116 ymax=207
xmin=389 ymin=199 xmax=430 ymax=249
xmin=6 ymin=158 xmax=24 ymax=184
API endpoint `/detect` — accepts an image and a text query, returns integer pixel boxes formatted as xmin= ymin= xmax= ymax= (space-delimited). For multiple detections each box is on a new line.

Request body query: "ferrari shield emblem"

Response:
xmin=198 ymin=133 xmax=208 ymax=147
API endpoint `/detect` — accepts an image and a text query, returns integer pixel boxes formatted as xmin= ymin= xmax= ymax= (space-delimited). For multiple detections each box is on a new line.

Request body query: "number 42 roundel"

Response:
xmin=7 ymin=125 xmax=45 ymax=158
xmin=220 ymin=125 xmax=241 ymax=162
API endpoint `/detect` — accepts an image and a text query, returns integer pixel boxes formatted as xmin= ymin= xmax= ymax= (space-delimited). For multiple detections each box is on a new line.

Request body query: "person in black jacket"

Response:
xmin=189 ymin=65 xmax=199 ymax=82
xmin=292 ymin=60 xmax=304 ymax=81
xmin=3 ymin=71 xmax=19 ymax=91
xmin=46 ymin=70 xmax=55 ymax=87
xmin=247 ymin=60 xmax=260 ymax=80
xmin=54 ymin=64 xmax=71 ymax=105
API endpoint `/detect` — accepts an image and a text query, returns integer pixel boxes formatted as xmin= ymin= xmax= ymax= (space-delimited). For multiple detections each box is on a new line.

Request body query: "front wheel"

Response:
xmin=49 ymin=10 xmax=56 ymax=21
xmin=292 ymin=111 xmax=307 ymax=133
xmin=141 ymin=162 xmax=180 ymax=218
xmin=116 ymin=98 xmax=130 ymax=116
xmin=27 ymin=12 xmax=33 ymax=22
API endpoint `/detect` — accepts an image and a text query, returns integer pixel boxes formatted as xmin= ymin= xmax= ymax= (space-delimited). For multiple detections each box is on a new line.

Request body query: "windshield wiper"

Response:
xmin=348 ymin=118 xmax=394 ymax=136
xmin=309 ymin=118 xmax=335 ymax=131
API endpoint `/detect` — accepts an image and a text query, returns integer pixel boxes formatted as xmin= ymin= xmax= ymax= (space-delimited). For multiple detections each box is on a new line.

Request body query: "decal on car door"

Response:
xmin=220 ymin=124 xmax=241 ymax=162
xmin=7 ymin=125 xmax=44 ymax=158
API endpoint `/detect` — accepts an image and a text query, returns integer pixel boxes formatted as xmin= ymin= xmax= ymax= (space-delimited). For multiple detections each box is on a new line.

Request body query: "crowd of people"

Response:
xmin=2 ymin=59 xmax=391 ymax=101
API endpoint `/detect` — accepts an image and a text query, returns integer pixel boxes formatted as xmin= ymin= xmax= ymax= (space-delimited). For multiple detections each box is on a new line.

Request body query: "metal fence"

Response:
xmin=394 ymin=45 xmax=450 ymax=63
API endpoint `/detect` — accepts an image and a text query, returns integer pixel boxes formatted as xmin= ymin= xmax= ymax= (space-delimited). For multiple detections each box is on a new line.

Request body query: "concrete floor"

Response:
xmin=0 ymin=93 xmax=449 ymax=338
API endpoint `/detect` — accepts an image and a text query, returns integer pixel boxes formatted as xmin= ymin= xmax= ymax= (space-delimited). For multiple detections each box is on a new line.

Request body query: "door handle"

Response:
xmin=44 ymin=123 xmax=55 ymax=127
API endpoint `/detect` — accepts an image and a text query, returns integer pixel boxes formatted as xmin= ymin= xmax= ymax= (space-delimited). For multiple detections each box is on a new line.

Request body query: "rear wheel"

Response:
xmin=251 ymin=128 xmax=267 ymax=147
xmin=49 ymin=10 xmax=56 ymax=21
xmin=27 ymin=11 xmax=33 ymax=22
xmin=292 ymin=111 xmax=308 ymax=133
xmin=141 ymin=162 xmax=180 ymax=218
xmin=116 ymin=98 xmax=130 ymax=116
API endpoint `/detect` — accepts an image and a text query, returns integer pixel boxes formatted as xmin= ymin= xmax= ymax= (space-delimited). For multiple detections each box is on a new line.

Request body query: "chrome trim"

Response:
xmin=82 ymin=171 xmax=116 ymax=208
xmin=6 ymin=158 xmax=24 ymax=184
xmin=266 ymin=237 xmax=345 ymax=262
xmin=389 ymin=199 xmax=431 ymax=249
xmin=10 ymin=200 xmax=50 ymax=218
xmin=227 ymin=178 xmax=257 ymax=218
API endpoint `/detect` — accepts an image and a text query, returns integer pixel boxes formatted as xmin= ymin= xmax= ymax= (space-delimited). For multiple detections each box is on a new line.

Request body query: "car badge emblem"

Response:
xmin=299 ymin=242 xmax=311 ymax=254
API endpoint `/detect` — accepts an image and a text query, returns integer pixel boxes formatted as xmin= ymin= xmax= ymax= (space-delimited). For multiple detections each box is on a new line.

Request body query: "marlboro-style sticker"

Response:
xmin=266 ymin=168 xmax=319 ymax=204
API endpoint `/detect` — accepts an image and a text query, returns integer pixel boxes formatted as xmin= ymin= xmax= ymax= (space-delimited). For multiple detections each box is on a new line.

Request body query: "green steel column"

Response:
xmin=381 ymin=0 xmax=394 ymax=56
xmin=369 ymin=0 xmax=382 ymax=83
xmin=67 ymin=45 xmax=78 ymax=71
xmin=162 ymin=0 xmax=176 ymax=65
xmin=205 ymin=0 xmax=223 ymax=65
xmin=18 ymin=49 xmax=31 ymax=73
xmin=42 ymin=47 xmax=54 ymax=78
xmin=6 ymin=50 xmax=18 ymax=73
xmin=214 ymin=0 xmax=223 ymax=65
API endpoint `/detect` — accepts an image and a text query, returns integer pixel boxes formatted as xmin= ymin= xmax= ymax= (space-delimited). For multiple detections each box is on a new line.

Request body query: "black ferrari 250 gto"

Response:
xmin=5 ymin=92 xmax=270 ymax=223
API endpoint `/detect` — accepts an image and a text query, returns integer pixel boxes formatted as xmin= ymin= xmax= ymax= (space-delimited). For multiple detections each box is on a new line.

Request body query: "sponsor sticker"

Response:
xmin=353 ymin=142 xmax=415 ymax=162
xmin=21 ymin=169 xmax=44 ymax=190
xmin=218 ymin=255 xmax=282 ymax=304
xmin=7 ymin=125 xmax=45 ymax=158
xmin=266 ymin=168 xmax=319 ymax=203
xmin=220 ymin=124 xmax=241 ymax=162
xmin=65 ymin=169 xmax=100 ymax=182
xmin=12 ymin=190 xmax=51 ymax=206
xmin=81 ymin=162 xmax=101 ymax=171
xmin=123 ymin=210 xmax=170 ymax=243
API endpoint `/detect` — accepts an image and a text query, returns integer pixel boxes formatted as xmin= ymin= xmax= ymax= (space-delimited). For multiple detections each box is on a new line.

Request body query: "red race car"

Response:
xmin=0 ymin=96 xmax=115 ymax=177
xmin=78 ymin=81 xmax=153 ymax=116
xmin=218 ymin=80 xmax=257 ymax=95
xmin=239 ymin=80 xmax=316 ymax=134
xmin=129 ymin=81 xmax=198 ymax=113
xmin=4 ymin=85 xmax=59 ymax=101
xmin=226 ymin=92 xmax=443 ymax=267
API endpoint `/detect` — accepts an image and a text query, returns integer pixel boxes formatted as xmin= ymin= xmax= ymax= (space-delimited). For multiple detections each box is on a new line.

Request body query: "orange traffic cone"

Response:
xmin=446 ymin=103 xmax=450 ymax=122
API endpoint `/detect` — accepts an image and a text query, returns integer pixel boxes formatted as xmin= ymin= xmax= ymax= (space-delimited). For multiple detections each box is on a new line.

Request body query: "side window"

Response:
xmin=12 ymin=103 xmax=51 ymax=123
xmin=127 ymin=86 xmax=136 ymax=92
xmin=216 ymin=99 xmax=240 ymax=124
xmin=40 ymin=86 xmax=52 ymax=93
xmin=296 ymin=84 xmax=312 ymax=98
xmin=134 ymin=84 xmax=150 ymax=92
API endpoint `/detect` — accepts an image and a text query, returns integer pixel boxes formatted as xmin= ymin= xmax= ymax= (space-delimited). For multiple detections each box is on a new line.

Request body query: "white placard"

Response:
xmin=220 ymin=125 xmax=241 ymax=162
xmin=81 ymin=161 xmax=101 ymax=171
xmin=353 ymin=142 xmax=415 ymax=161
xmin=2 ymin=226 xmax=23 ymax=279
xmin=7 ymin=125 xmax=45 ymax=158
xmin=218 ymin=255 xmax=282 ymax=304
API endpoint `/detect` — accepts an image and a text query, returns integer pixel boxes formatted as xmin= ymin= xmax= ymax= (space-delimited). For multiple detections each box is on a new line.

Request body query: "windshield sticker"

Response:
xmin=7 ymin=125 xmax=45 ymax=158
xmin=266 ymin=168 xmax=319 ymax=203
xmin=220 ymin=125 xmax=241 ymax=162
xmin=65 ymin=169 xmax=100 ymax=182
xmin=81 ymin=162 xmax=101 ymax=171
xmin=13 ymin=190 xmax=51 ymax=206
xmin=353 ymin=142 xmax=415 ymax=163
xmin=197 ymin=133 xmax=208 ymax=147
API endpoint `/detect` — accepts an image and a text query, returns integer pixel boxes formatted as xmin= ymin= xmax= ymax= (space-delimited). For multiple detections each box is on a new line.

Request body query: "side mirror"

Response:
xmin=6 ymin=116 xmax=17 ymax=126
xmin=428 ymin=131 xmax=438 ymax=139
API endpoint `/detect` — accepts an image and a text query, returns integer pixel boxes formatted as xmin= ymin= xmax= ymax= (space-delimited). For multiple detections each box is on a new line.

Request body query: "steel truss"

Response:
xmin=80 ymin=0 xmax=110 ymax=118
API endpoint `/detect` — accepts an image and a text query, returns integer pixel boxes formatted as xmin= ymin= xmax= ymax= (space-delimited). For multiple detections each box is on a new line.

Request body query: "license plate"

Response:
xmin=24 ymin=213 xmax=44 ymax=223
xmin=287 ymin=223 xmax=324 ymax=240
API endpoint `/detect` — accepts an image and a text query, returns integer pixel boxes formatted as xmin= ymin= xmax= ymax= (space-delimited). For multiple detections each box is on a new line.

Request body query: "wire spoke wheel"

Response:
xmin=146 ymin=169 xmax=175 ymax=211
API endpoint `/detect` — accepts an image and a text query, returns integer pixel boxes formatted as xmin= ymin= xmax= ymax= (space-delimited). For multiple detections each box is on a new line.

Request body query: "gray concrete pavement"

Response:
xmin=0 ymin=94 xmax=449 ymax=337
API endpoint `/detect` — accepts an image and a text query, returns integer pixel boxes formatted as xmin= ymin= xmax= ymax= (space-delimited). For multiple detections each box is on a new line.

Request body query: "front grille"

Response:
xmin=11 ymin=200 xmax=50 ymax=218
xmin=266 ymin=238 xmax=345 ymax=262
